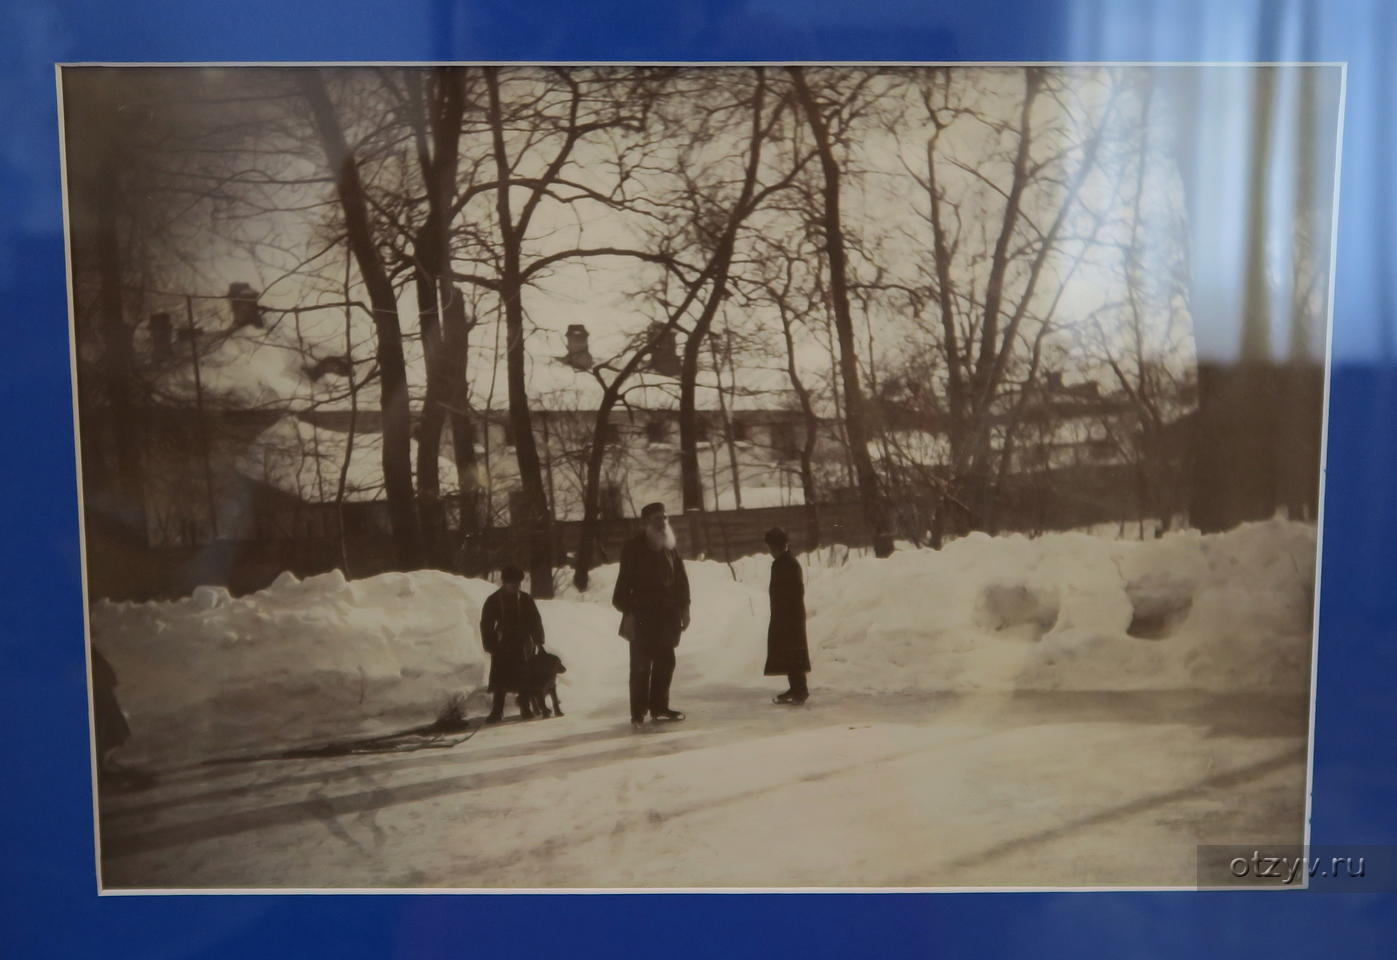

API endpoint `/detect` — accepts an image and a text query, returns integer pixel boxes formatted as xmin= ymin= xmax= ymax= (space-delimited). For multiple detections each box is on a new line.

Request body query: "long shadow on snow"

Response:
xmin=99 ymin=687 xmax=1306 ymax=854
xmin=100 ymin=722 xmax=720 ymax=863
xmin=100 ymin=719 xmax=645 ymax=825
xmin=913 ymin=745 xmax=1308 ymax=886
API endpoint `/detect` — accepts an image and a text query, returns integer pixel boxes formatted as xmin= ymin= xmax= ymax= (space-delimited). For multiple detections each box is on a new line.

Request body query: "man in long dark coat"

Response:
xmin=763 ymin=527 xmax=810 ymax=704
xmin=612 ymin=502 xmax=690 ymax=726
xmin=480 ymin=564 xmax=546 ymax=723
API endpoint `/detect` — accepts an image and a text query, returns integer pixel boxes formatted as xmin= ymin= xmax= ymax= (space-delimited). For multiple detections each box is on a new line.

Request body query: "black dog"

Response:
xmin=520 ymin=650 xmax=566 ymax=718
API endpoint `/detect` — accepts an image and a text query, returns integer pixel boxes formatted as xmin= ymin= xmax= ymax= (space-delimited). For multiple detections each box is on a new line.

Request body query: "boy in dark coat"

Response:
xmin=480 ymin=564 xmax=546 ymax=723
xmin=763 ymin=527 xmax=810 ymax=704
xmin=612 ymin=502 xmax=691 ymax=725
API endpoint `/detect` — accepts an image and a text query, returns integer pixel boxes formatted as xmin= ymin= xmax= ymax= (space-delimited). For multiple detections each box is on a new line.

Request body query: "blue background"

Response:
xmin=2 ymin=0 xmax=1394 ymax=956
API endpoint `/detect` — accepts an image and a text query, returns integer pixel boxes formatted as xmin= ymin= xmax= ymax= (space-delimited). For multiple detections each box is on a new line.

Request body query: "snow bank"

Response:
xmin=93 ymin=519 xmax=1316 ymax=766
xmin=802 ymin=518 xmax=1316 ymax=696
xmin=91 ymin=569 xmax=494 ymax=765
xmin=90 ymin=562 xmax=627 ymax=766
xmin=559 ymin=519 xmax=1315 ymax=697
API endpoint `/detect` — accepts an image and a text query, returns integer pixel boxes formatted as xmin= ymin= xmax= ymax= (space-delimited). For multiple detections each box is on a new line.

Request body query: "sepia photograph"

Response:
xmin=61 ymin=62 xmax=1341 ymax=891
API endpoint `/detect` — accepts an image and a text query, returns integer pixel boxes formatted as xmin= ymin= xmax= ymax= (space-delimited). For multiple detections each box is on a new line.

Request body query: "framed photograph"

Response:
xmin=4 ymin=0 xmax=1396 ymax=956
xmin=63 ymin=60 xmax=1339 ymax=894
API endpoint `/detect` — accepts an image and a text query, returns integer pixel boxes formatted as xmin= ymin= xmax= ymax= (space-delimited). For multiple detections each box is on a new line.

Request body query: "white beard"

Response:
xmin=646 ymin=520 xmax=677 ymax=551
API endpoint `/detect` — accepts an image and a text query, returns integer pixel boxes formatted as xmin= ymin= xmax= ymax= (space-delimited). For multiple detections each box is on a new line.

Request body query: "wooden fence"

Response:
xmin=82 ymin=501 xmax=870 ymax=601
xmin=82 ymin=461 xmax=1156 ymax=601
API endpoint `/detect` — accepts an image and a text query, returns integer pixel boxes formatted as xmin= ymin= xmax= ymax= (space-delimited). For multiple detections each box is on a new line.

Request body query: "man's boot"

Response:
xmin=486 ymin=691 xmax=506 ymax=723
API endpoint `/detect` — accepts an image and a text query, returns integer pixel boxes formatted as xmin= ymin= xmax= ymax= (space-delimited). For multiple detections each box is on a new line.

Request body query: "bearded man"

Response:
xmin=612 ymin=502 xmax=691 ymax=726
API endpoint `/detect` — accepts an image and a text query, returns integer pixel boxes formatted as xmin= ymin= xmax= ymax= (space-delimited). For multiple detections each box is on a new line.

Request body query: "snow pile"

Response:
xmin=94 ymin=558 xmax=757 ymax=766
xmin=90 ymin=569 xmax=502 ymax=764
xmin=804 ymin=518 xmax=1316 ymax=695
xmin=92 ymin=519 xmax=1315 ymax=766
xmin=1157 ymin=520 xmax=1317 ymax=694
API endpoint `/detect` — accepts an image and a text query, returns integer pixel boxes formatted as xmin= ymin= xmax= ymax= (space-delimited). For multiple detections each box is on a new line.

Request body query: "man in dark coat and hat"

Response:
xmin=480 ymin=564 xmax=546 ymax=723
xmin=763 ymin=527 xmax=810 ymax=704
xmin=612 ymin=502 xmax=691 ymax=726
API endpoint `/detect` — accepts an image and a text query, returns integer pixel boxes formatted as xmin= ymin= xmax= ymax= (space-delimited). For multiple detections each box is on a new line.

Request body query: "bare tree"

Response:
xmin=788 ymin=66 xmax=895 ymax=557
xmin=897 ymin=67 xmax=1125 ymax=534
xmin=469 ymin=68 xmax=672 ymax=594
xmin=659 ymin=68 xmax=808 ymax=514
xmin=63 ymin=68 xmax=335 ymax=572
xmin=383 ymin=66 xmax=480 ymax=567
xmin=739 ymin=234 xmax=827 ymax=545
xmin=1075 ymin=76 xmax=1196 ymax=533
xmin=297 ymin=69 xmax=422 ymax=568
xmin=570 ymin=277 xmax=700 ymax=590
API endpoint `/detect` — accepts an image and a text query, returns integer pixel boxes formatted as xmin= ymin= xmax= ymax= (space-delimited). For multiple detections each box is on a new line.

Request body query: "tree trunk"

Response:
xmin=573 ymin=398 xmax=618 ymax=591
xmin=709 ymin=331 xmax=744 ymax=511
xmin=789 ymin=67 xmax=893 ymax=557
xmin=678 ymin=69 xmax=767 ymax=513
xmin=948 ymin=71 xmax=1043 ymax=532
xmin=441 ymin=286 xmax=480 ymax=533
xmin=409 ymin=67 xmax=471 ymax=569
xmin=413 ymin=253 xmax=451 ymax=568
xmin=678 ymin=250 xmax=735 ymax=512
xmin=299 ymin=70 xmax=421 ymax=569
xmin=335 ymin=257 xmax=359 ymax=576
xmin=777 ymin=282 xmax=821 ymax=548
xmin=924 ymin=126 xmax=966 ymax=511
xmin=485 ymin=68 xmax=554 ymax=597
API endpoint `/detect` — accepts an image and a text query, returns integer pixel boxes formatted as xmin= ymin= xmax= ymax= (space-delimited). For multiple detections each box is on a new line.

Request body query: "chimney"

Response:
xmin=1044 ymin=370 xmax=1063 ymax=392
xmin=149 ymin=312 xmax=173 ymax=361
xmin=565 ymin=324 xmax=593 ymax=370
xmin=647 ymin=323 xmax=681 ymax=377
xmin=227 ymin=282 xmax=263 ymax=330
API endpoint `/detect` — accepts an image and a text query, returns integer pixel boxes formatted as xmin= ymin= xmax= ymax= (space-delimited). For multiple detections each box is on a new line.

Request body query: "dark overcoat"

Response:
xmin=480 ymin=589 xmax=545 ymax=693
xmin=611 ymin=533 xmax=690 ymax=645
xmin=763 ymin=550 xmax=810 ymax=675
xmin=90 ymin=647 xmax=130 ymax=753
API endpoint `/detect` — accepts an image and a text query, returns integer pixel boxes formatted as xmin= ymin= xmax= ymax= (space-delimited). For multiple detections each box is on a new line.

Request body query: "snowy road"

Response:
xmin=97 ymin=686 xmax=1307 ymax=890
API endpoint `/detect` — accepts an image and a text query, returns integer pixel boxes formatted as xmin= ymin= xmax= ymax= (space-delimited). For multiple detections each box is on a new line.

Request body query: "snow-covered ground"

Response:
xmin=90 ymin=519 xmax=1316 ymax=889
xmin=97 ymin=687 xmax=1307 ymax=889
